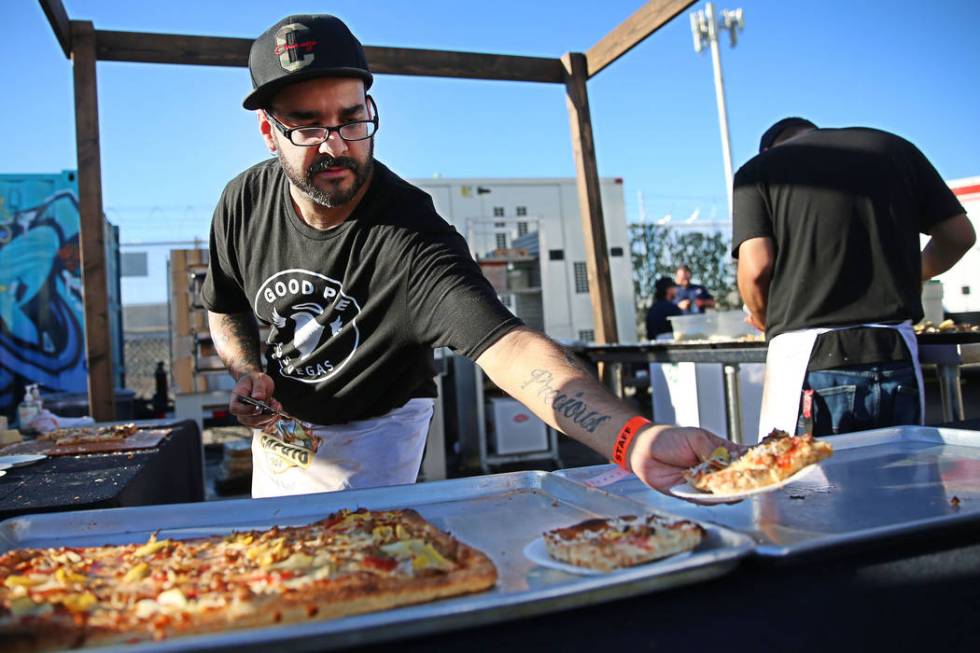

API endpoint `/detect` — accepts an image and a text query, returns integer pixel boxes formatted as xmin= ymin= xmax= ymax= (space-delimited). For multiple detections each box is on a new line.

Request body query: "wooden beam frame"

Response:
xmin=586 ymin=0 xmax=696 ymax=78
xmin=39 ymin=2 xmax=693 ymax=403
xmin=70 ymin=21 xmax=115 ymax=421
xmin=363 ymin=46 xmax=563 ymax=83
xmin=93 ymin=30 xmax=565 ymax=83
xmin=39 ymin=0 xmax=71 ymax=58
xmin=94 ymin=30 xmax=250 ymax=68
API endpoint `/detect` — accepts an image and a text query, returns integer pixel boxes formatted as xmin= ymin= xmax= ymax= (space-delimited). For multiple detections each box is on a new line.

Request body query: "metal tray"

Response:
xmin=0 ymin=471 xmax=752 ymax=652
xmin=556 ymin=426 xmax=980 ymax=559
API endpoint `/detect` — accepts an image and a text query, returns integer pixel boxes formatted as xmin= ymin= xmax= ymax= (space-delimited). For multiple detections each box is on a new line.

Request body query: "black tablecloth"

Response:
xmin=0 ymin=419 xmax=203 ymax=519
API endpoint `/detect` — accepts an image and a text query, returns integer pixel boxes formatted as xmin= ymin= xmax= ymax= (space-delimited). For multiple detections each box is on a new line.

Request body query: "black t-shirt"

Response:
xmin=732 ymin=127 xmax=964 ymax=364
xmin=202 ymin=158 xmax=522 ymax=425
xmin=645 ymin=300 xmax=682 ymax=339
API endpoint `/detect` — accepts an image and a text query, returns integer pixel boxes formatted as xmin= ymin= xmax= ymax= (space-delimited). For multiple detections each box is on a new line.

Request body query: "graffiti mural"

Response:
xmin=0 ymin=187 xmax=88 ymax=414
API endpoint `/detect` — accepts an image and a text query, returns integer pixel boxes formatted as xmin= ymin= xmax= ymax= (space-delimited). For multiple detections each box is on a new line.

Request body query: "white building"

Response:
xmin=413 ymin=176 xmax=637 ymax=343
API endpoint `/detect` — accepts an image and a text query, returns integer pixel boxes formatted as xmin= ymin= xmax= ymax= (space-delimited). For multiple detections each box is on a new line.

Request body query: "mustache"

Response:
xmin=308 ymin=157 xmax=359 ymax=176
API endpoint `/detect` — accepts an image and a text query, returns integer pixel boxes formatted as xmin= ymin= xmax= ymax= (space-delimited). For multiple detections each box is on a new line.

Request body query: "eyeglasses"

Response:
xmin=265 ymin=96 xmax=379 ymax=147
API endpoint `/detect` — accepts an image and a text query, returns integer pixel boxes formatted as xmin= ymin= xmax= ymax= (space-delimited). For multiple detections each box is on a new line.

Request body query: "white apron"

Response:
xmin=251 ymin=398 xmax=434 ymax=498
xmin=758 ymin=321 xmax=924 ymax=439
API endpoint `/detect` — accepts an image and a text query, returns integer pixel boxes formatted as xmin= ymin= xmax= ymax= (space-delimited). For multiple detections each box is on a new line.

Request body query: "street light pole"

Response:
xmin=691 ymin=3 xmax=744 ymax=218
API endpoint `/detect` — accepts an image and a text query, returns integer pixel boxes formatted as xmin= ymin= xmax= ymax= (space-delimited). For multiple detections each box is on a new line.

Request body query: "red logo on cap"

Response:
xmin=274 ymin=40 xmax=318 ymax=57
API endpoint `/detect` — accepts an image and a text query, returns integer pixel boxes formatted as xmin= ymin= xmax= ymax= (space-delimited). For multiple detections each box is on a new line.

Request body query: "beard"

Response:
xmin=277 ymin=139 xmax=374 ymax=208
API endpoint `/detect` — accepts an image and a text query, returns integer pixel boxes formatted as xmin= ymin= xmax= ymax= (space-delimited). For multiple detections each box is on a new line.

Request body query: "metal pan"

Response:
xmin=556 ymin=426 xmax=980 ymax=559
xmin=0 ymin=470 xmax=752 ymax=652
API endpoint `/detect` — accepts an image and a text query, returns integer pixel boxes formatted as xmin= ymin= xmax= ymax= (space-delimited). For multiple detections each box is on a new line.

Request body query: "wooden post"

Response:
xmin=71 ymin=21 xmax=115 ymax=421
xmin=562 ymin=52 xmax=618 ymax=345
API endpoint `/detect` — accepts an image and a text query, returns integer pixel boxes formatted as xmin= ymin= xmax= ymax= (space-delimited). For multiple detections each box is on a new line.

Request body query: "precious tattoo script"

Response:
xmin=521 ymin=369 xmax=612 ymax=433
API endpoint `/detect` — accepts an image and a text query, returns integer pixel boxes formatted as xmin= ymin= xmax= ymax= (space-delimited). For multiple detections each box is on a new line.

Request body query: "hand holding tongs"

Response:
xmin=234 ymin=393 xmax=311 ymax=440
xmin=234 ymin=392 xmax=282 ymax=417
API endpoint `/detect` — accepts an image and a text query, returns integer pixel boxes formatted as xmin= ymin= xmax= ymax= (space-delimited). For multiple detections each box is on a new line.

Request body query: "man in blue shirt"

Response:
xmin=673 ymin=264 xmax=715 ymax=314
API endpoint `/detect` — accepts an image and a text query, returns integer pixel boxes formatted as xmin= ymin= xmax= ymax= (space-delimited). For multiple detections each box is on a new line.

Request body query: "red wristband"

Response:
xmin=611 ymin=416 xmax=651 ymax=471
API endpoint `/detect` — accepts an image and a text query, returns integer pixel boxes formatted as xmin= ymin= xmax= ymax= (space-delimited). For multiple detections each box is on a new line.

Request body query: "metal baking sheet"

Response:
xmin=0 ymin=471 xmax=752 ymax=652
xmin=556 ymin=426 xmax=980 ymax=559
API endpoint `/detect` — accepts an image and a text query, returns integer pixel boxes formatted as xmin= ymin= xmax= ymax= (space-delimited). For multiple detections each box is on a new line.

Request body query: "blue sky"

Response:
xmin=3 ymin=0 xmax=979 ymax=243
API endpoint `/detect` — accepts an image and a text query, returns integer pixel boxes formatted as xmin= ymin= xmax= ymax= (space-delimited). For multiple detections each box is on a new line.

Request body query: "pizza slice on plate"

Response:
xmin=543 ymin=514 xmax=704 ymax=572
xmin=684 ymin=429 xmax=833 ymax=495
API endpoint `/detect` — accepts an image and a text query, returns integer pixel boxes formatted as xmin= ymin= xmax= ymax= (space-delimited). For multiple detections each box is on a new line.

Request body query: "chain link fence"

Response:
xmin=123 ymin=331 xmax=170 ymax=400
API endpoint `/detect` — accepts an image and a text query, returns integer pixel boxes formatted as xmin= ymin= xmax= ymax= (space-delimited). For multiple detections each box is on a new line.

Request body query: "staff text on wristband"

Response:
xmin=611 ymin=416 xmax=651 ymax=470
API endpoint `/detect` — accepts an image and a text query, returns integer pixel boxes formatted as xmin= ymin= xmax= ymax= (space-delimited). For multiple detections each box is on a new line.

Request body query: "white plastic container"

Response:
xmin=16 ymin=385 xmax=42 ymax=428
xmin=668 ymin=310 xmax=757 ymax=341
xmin=921 ymin=281 xmax=944 ymax=324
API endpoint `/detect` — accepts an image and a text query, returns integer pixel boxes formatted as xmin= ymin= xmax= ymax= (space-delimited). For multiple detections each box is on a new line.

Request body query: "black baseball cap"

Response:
xmin=243 ymin=14 xmax=373 ymax=111
xmin=758 ymin=117 xmax=817 ymax=153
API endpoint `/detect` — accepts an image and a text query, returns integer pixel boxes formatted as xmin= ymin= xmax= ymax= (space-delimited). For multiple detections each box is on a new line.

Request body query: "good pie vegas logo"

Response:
xmin=254 ymin=269 xmax=361 ymax=383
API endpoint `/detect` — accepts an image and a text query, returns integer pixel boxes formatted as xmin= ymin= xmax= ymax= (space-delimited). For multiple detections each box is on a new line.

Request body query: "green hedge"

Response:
xmin=629 ymin=223 xmax=738 ymax=332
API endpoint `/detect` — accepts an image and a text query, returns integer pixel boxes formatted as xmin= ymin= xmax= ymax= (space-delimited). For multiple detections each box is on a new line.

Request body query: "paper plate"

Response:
xmin=523 ymin=536 xmax=692 ymax=576
xmin=0 ymin=454 xmax=47 ymax=468
xmin=670 ymin=463 xmax=822 ymax=503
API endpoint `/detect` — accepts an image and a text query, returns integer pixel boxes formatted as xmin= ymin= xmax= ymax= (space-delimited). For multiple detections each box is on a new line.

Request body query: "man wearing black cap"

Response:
xmin=203 ymin=14 xmax=735 ymax=498
xmin=733 ymin=118 xmax=974 ymax=438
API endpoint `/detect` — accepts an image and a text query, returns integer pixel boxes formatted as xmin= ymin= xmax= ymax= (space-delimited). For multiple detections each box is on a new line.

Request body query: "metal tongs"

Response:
xmin=234 ymin=393 xmax=283 ymax=417
xmin=234 ymin=393 xmax=314 ymax=443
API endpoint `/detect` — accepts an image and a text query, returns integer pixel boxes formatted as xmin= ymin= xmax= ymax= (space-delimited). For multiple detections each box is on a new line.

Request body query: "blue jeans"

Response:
xmin=795 ymin=362 xmax=920 ymax=436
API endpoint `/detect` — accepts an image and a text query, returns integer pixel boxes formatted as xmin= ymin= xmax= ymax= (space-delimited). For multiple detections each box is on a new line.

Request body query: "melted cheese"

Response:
xmin=269 ymin=552 xmax=314 ymax=571
xmin=133 ymin=535 xmax=172 ymax=557
xmin=50 ymin=550 xmax=83 ymax=565
xmin=381 ymin=539 xmax=453 ymax=572
xmin=3 ymin=574 xmax=43 ymax=588
xmin=157 ymin=588 xmax=188 ymax=609
xmin=55 ymin=567 xmax=87 ymax=585
xmin=9 ymin=595 xmax=53 ymax=617
xmin=61 ymin=591 xmax=97 ymax=613
xmin=123 ymin=562 xmax=150 ymax=583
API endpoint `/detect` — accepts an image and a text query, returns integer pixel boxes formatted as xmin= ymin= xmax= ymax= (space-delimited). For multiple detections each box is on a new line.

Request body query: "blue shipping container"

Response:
xmin=0 ymin=171 xmax=124 ymax=417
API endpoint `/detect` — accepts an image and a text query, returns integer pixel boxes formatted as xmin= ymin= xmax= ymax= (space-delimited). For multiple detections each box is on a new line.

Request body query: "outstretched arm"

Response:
xmin=476 ymin=327 xmax=737 ymax=492
xmin=207 ymin=310 xmax=281 ymax=429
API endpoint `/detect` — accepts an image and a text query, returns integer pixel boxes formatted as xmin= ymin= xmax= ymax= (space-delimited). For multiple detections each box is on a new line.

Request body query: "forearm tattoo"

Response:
xmin=521 ymin=368 xmax=612 ymax=433
xmin=211 ymin=312 xmax=262 ymax=378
